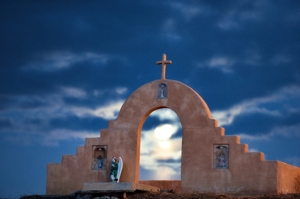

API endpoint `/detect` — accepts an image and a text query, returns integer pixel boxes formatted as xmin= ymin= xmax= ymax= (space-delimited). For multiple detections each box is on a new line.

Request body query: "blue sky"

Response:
xmin=1 ymin=0 xmax=300 ymax=198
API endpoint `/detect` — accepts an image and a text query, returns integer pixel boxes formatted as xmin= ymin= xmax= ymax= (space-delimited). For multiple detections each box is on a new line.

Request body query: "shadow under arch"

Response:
xmin=139 ymin=107 xmax=182 ymax=181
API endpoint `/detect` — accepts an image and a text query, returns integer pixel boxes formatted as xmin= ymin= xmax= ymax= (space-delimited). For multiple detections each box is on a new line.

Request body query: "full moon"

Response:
xmin=154 ymin=124 xmax=177 ymax=140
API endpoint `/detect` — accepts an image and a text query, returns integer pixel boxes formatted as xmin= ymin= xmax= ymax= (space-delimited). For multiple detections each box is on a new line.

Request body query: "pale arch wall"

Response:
xmin=47 ymin=79 xmax=300 ymax=195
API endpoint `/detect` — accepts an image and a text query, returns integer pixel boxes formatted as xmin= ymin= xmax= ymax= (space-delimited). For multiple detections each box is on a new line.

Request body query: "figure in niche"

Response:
xmin=214 ymin=145 xmax=229 ymax=169
xmin=92 ymin=146 xmax=107 ymax=170
xmin=217 ymin=152 xmax=226 ymax=167
xmin=97 ymin=155 xmax=102 ymax=169
xmin=157 ymin=83 xmax=167 ymax=99
xmin=160 ymin=84 xmax=165 ymax=97
xmin=110 ymin=157 xmax=119 ymax=182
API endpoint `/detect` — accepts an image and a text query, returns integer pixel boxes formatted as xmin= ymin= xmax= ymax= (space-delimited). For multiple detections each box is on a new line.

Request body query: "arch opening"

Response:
xmin=139 ymin=108 xmax=182 ymax=181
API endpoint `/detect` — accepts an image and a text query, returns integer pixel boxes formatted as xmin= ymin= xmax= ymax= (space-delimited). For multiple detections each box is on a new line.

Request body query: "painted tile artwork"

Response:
xmin=213 ymin=144 xmax=229 ymax=169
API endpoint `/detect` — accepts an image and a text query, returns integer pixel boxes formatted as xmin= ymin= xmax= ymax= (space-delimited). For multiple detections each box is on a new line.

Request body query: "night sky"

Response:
xmin=1 ymin=1 xmax=300 ymax=198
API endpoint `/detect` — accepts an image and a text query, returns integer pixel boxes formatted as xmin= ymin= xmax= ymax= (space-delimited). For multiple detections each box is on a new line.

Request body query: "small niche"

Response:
xmin=213 ymin=144 xmax=229 ymax=169
xmin=92 ymin=145 xmax=107 ymax=170
xmin=156 ymin=83 xmax=168 ymax=99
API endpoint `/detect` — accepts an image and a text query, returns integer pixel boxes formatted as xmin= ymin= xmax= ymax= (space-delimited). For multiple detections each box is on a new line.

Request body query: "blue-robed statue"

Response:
xmin=97 ymin=155 xmax=102 ymax=169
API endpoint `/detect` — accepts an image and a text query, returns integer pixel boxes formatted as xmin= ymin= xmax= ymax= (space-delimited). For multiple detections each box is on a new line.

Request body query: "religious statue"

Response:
xmin=157 ymin=83 xmax=167 ymax=99
xmin=160 ymin=84 xmax=165 ymax=98
xmin=110 ymin=157 xmax=119 ymax=182
xmin=97 ymin=155 xmax=102 ymax=169
xmin=217 ymin=152 xmax=226 ymax=168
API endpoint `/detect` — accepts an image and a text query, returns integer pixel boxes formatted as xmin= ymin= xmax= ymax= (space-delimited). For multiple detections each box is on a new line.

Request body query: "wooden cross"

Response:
xmin=156 ymin=54 xmax=172 ymax=80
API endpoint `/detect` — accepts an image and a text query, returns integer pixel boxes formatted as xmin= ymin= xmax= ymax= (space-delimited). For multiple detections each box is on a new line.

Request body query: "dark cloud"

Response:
xmin=225 ymin=113 xmax=280 ymax=135
xmin=49 ymin=116 xmax=106 ymax=132
xmin=142 ymin=116 xmax=161 ymax=131
xmin=142 ymin=116 xmax=178 ymax=132
xmin=0 ymin=0 xmax=300 ymax=197
xmin=2 ymin=1 xmax=298 ymax=106
xmin=171 ymin=129 xmax=182 ymax=139
xmin=225 ymin=110 xmax=300 ymax=136
xmin=139 ymin=166 xmax=157 ymax=180
xmin=156 ymin=157 xmax=181 ymax=163
xmin=0 ymin=118 xmax=13 ymax=129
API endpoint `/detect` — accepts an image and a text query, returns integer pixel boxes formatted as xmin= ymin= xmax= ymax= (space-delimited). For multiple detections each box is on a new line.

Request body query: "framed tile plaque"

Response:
xmin=213 ymin=144 xmax=229 ymax=169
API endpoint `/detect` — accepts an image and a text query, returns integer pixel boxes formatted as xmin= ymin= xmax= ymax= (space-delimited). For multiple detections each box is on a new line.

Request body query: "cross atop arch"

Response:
xmin=156 ymin=54 xmax=172 ymax=80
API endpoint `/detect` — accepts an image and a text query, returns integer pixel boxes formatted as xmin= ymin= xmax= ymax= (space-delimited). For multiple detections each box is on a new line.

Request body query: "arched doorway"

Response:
xmin=139 ymin=108 xmax=182 ymax=180
xmin=100 ymin=79 xmax=212 ymax=185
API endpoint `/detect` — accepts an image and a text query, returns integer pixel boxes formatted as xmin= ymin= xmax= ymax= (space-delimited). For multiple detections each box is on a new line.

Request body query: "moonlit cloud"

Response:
xmin=248 ymin=148 xmax=259 ymax=152
xmin=43 ymin=100 xmax=124 ymax=120
xmin=169 ymin=2 xmax=205 ymax=21
xmin=160 ymin=19 xmax=181 ymax=41
xmin=149 ymin=108 xmax=179 ymax=121
xmin=201 ymin=56 xmax=236 ymax=73
xmin=92 ymin=101 xmax=124 ymax=119
xmin=217 ymin=18 xmax=239 ymax=30
xmin=60 ymin=87 xmax=87 ymax=98
xmin=92 ymin=87 xmax=128 ymax=97
xmin=140 ymin=127 xmax=181 ymax=179
xmin=269 ymin=124 xmax=300 ymax=138
xmin=4 ymin=128 xmax=99 ymax=147
xmin=238 ymin=133 xmax=270 ymax=141
xmin=55 ymin=100 xmax=124 ymax=120
xmin=197 ymin=53 xmax=264 ymax=72
xmin=271 ymin=54 xmax=292 ymax=65
xmin=212 ymin=85 xmax=300 ymax=126
xmin=0 ymin=89 xmax=125 ymax=146
xmin=23 ymin=51 xmax=110 ymax=71
xmin=208 ymin=57 xmax=235 ymax=68
xmin=1 ymin=91 xmax=124 ymax=121
xmin=155 ymin=124 xmax=178 ymax=140
xmin=152 ymin=166 xmax=180 ymax=180
xmin=140 ymin=109 xmax=182 ymax=180
xmin=115 ymin=87 xmax=128 ymax=95
xmin=42 ymin=129 xmax=99 ymax=146
xmin=236 ymin=120 xmax=300 ymax=143
xmin=217 ymin=1 xmax=266 ymax=31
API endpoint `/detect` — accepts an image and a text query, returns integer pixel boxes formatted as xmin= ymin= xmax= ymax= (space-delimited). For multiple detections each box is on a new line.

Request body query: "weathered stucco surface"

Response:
xmin=47 ymin=79 xmax=300 ymax=195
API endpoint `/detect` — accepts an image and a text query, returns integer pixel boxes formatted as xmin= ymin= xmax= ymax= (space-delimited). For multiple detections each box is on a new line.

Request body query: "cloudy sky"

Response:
xmin=1 ymin=0 xmax=300 ymax=197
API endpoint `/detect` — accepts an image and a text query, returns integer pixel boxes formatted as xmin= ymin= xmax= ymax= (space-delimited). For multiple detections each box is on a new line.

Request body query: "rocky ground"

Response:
xmin=19 ymin=191 xmax=300 ymax=199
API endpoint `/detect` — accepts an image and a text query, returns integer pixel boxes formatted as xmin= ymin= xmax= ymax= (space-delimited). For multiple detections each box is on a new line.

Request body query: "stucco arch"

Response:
xmin=108 ymin=79 xmax=214 ymax=131
xmin=106 ymin=79 xmax=219 ymax=183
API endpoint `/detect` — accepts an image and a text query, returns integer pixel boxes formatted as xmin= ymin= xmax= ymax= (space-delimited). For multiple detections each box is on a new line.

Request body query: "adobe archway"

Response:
xmin=47 ymin=73 xmax=300 ymax=195
xmin=104 ymin=79 xmax=222 ymax=185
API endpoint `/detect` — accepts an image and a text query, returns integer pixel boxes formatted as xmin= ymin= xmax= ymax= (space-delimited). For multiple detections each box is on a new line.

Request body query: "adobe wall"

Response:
xmin=277 ymin=161 xmax=300 ymax=193
xmin=181 ymin=129 xmax=279 ymax=195
xmin=46 ymin=79 xmax=300 ymax=195
xmin=47 ymin=138 xmax=102 ymax=194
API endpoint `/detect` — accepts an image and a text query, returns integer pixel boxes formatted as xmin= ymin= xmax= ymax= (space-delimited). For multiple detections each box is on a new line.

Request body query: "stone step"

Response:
xmin=81 ymin=182 xmax=160 ymax=192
